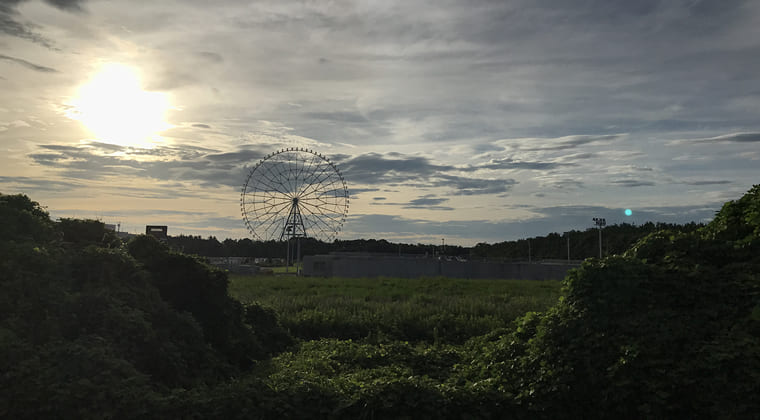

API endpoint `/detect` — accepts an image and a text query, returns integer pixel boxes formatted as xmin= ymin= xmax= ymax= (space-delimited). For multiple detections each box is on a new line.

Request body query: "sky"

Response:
xmin=1 ymin=0 xmax=759 ymax=246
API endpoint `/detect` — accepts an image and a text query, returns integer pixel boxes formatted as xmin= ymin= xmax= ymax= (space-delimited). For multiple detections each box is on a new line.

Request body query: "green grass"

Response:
xmin=229 ymin=275 xmax=562 ymax=344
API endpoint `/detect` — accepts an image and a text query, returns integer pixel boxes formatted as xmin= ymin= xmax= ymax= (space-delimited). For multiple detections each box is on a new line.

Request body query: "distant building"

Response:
xmin=302 ymin=253 xmax=581 ymax=280
xmin=145 ymin=225 xmax=168 ymax=242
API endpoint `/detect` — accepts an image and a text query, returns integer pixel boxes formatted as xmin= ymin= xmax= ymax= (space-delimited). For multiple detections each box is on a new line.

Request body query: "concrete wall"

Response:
xmin=302 ymin=254 xmax=580 ymax=280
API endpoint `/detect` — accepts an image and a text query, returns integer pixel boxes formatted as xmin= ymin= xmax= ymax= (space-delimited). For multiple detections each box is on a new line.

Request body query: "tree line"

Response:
xmin=167 ymin=221 xmax=704 ymax=261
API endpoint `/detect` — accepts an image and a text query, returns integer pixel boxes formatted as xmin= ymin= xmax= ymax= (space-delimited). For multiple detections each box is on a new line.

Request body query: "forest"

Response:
xmin=1 ymin=186 xmax=759 ymax=418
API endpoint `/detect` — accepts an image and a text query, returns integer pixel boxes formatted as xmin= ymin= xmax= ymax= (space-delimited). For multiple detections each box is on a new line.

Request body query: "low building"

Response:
xmin=302 ymin=253 xmax=581 ymax=280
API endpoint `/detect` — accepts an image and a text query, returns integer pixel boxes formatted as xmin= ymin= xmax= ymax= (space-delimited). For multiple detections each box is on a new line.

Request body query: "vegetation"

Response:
xmin=229 ymin=275 xmax=561 ymax=344
xmin=1 ymin=186 xmax=758 ymax=418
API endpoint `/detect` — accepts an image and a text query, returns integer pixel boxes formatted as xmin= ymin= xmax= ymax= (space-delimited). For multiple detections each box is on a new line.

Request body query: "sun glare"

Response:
xmin=67 ymin=63 xmax=171 ymax=147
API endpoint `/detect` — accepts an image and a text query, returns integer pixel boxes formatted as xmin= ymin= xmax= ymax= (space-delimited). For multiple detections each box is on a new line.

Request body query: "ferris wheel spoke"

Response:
xmin=295 ymin=152 xmax=321 ymax=197
xmin=260 ymin=163 xmax=295 ymax=197
xmin=294 ymin=152 xmax=309 ymax=193
xmin=299 ymin=201 xmax=341 ymax=224
xmin=250 ymin=199 xmax=291 ymax=218
xmin=252 ymin=169 xmax=291 ymax=197
xmin=299 ymin=196 xmax=343 ymax=212
xmin=302 ymin=213 xmax=336 ymax=237
xmin=310 ymin=183 xmax=346 ymax=200
xmin=257 ymin=206 xmax=289 ymax=236
xmin=297 ymin=157 xmax=329 ymax=196
xmin=250 ymin=190 xmax=291 ymax=207
xmin=303 ymin=220 xmax=327 ymax=238
xmin=255 ymin=197 xmax=292 ymax=216
xmin=312 ymin=193 xmax=347 ymax=208
xmin=250 ymin=200 xmax=287 ymax=220
xmin=299 ymin=169 xmax=339 ymax=198
xmin=284 ymin=152 xmax=301 ymax=195
xmin=298 ymin=200 xmax=344 ymax=226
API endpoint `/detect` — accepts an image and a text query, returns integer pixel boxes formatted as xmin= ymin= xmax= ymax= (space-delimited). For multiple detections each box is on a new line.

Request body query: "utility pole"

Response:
xmin=592 ymin=217 xmax=606 ymax=258
xmin=528 ymin=239 xmax=532 ymax=263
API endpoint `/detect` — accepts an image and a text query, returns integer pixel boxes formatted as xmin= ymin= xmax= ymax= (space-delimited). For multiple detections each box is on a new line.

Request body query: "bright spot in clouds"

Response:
xmin=625 ymin=209 xmax=633 ymax=216
xmin=66 ymin=63 xmax=171 ymax=147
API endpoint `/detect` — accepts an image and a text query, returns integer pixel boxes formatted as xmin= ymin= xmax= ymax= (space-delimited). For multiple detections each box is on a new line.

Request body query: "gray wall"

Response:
xmin=302 ymin=254 xmax=580 ymax=280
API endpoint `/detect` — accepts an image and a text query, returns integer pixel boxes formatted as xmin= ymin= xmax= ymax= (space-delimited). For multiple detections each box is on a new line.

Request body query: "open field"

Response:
xmin=229 ymin=274 xmax=562 ymax=344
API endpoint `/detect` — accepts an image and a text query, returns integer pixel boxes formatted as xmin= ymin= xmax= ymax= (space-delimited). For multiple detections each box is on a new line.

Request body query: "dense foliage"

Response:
xmin=1 ymin=186 xmax=758 ymax=418
xmin=0 ymin=193 xmax=292 ymax=418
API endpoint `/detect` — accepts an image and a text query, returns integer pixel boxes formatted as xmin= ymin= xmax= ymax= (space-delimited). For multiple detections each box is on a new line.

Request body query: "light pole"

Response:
xmin=592 ymin=217 xmax=606 ymax=258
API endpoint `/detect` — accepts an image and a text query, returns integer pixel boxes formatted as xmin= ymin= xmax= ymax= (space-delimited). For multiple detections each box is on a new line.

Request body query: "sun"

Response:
xmin=67 ymin=63 xmax=171 ymax=147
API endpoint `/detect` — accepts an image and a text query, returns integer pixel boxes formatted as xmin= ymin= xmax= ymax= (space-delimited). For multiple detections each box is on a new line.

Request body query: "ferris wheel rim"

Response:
xmin=240 ymin=148 xmax=349 ymax=242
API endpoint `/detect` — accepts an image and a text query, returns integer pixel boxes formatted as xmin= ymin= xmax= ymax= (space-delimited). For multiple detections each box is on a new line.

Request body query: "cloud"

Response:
xmin=338 ymin=152 xmax=517 ymax=196
xmin=498 ymin=134 xmax=625 ymax=152
xmin=683 ymin=180 xmax=732 ymax=186
xmin=197 ymin=51 xmax=224 ymax=62
xmin=0 ymin=0 xmax=86 ymax=48
xmin=0 ymin=175 xmax=82 ymax=192
xmin=28 ymin=142 xmax=251 ymax=188
xmin=304 ymin=111 xmax=369 ymax=124
xmin=369 ymin=194 xmax=455 ymax=211
xmin=404 ymin=195 xmax=454 ymax=211
xmin=348 ymin=188 xmax=380 ymax=196
xmin=192 ymin=123 xmax=212 ymax=129
xmin=611 ymin=179 xmax=655 ymax=187
xmin=681 ymin=132 xmax=760 ymax=144
xmin=0 ymin=54 xmax=58 ymax=72
xmin=434 ymin=175 xmax=516 ymax=196
xmin=468 ymin=158 xmax=575 ymax=171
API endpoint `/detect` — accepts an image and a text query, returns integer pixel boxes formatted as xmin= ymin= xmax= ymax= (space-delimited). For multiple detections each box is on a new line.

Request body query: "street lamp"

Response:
xmin=592 ymin=217 xmax=606 ymax=258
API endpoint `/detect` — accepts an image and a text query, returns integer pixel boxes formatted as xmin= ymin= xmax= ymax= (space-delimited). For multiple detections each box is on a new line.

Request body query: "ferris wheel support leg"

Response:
xmin=297 ymin=238 xmax=301 ymax=276
xmin=285 ymin=238 xmax=290 ymax=273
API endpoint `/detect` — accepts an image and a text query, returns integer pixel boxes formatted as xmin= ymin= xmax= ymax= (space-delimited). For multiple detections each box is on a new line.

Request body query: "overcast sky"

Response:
xmin=1 ymin=0 xmax=758 ymax=245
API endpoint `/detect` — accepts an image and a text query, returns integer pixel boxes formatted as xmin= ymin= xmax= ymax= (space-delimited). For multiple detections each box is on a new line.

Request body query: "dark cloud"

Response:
xmin=405 ymin=195 xmax=454 ymax=211
xmin=346 ymin=188 xmax=380 ymax=196
xmin=0 ymin=54 xmax=58 ymax=72
xmin=369 ymin=194 xmax=455 ymax=211
xmin=611 ymin=179 xmax=656 ymax=187
xmin=0 ymin=175 xmax=81 ymax=192
xmin=683 ymin=180 xmax=732 ymax=186
xmin=0 ymin=0 xmax=86 ymax=48
xmin=340 ymin=153 xmax=454 ymax=185
xmin=192 ymin=123 xmax=212 ymax=129
xmin=512 ymin=134 xmax=624 ymax=152
xmin=339 ymin=152 xmax=518 ymax=196
xmin=693 ymin=132 xmax=760 ymax=144
xmin=543 ymin=179 xmax=585 ymax=190
xmin=434 ymin=175 xmax=516 ymax=196
xmin=28 ymin=142 xmax=246 ymax=188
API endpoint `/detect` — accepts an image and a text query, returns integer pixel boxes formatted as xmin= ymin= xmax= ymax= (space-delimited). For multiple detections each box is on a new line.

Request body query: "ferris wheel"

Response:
xmin=240 ymin=148 xmax=349 ymax=243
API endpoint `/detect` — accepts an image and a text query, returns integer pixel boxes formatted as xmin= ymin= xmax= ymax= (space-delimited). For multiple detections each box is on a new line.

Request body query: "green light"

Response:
xmin=624 ymin=209 xmax=633 ymax=216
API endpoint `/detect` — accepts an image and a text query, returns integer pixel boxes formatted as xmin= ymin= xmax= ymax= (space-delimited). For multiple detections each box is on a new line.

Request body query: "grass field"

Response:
xmin=229 ymin=274 xmax=562 ymax=344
